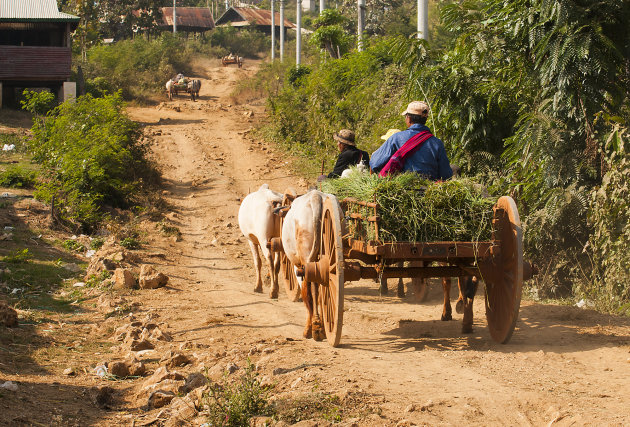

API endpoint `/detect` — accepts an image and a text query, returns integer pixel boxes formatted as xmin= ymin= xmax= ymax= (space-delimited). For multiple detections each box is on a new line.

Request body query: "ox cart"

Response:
xmin=221 ymin=55 xmax=243 ymax=68
xmin=272 ymin=192 xmax=533 ymax=348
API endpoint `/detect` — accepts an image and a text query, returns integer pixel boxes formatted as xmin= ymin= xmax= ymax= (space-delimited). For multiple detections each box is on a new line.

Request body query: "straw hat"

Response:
xmin=333 ymin=129 xmax=356 ymax=146
xmin=380 ymin=128 xmax=401 ymax=140
xmin=401 ymin=101 xmax=429 ymax=117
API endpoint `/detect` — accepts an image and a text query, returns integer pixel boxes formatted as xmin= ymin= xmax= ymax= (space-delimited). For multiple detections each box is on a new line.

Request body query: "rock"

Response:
xmin=168 ymin=395 xmax=198 ymax=423
xmin=148 ymin=390 xmax=175 ymax=408
xmin=151 ymin=327 xmax=173 ymax=342
xmin=143 ymin=366 xmax=186 ymax=389
xmin=249 ymin=416 xmax=272 ymax=426
xmin=91 ymin=386 xmax=115 ymax=408
xmin=395 ymin=420 xmax=414 ymax=427
xmin=139 ymin=264 xmax=169 ymax=289
xmin=179 ymin=372 xmax=207 ymax=394
xmin=420 ymin=399 xmax=434 ymax=411
xmin=108 ymin=359 xmax=146 ymax=377
xmin=0 ymin=301 xmax=18 ymax=327
xmin=113 ymin=268 xmax=136 ymax=290
xmin=63 ymin=368 xmax=75 ymax=376
xmin=291 ymin=377 xmax=302 ymax=389
xmin=335 ymin=388 xmax=350 ymax=403
xmin=128 ymin=339 xmax=155 ymax=352
xmin=0 ymin=381 xmax=18 ymax=391
xmin=163 ymin=352 xmax=191 ymax=369
xmin=226 ymin=362 xmax=239 ymax=374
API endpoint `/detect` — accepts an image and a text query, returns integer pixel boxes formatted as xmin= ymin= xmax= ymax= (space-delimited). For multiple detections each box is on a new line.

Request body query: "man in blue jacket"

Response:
xmin=370 ymin=101 xmax=453 ymax=181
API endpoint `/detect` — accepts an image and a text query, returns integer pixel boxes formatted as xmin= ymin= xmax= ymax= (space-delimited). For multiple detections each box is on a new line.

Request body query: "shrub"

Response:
xmin=0 ymin=165 xmax=37 ymax=188
xmin=62 ymin=239 xmax=84 ymax=252
xmin=26 ymin=92 xmax=159 ymax=231
xmin=202 ymin=360 xmax=273 ymax=426
xmin=120 ymin=237 xmax=140 ymax=249
xmin=20 ymin=90 xmax=56 ymax=116
xmin=209 ymin=27 xmax=269 ymax=59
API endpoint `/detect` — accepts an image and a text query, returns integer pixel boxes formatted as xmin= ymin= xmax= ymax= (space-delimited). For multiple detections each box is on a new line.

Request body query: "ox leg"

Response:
xmin=302 ymin=281 xmax=313 ymax=339
xmin=396 ymin=262 xmax=405 ymax=298
xmin=311 ymin=283 xmax=325 ymax=341
xmin=248 ymin=240 xmax=264 ymax=293
xmin=458 ymin=276 xmax=479 ymax=333
xmin=379 ymin=275 xmax=388 ymax=296
xmin=441 ymin=277 xmax=452 ymax=321
xmin=268 ymin=250 xmax=279 ymax=299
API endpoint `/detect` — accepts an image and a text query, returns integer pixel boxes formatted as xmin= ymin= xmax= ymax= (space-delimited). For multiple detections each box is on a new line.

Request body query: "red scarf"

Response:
xmin=378 ymin=130 xmax=433 ymax=177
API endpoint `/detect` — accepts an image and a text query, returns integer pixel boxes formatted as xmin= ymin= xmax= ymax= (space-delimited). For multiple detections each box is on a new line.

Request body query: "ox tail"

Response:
xmin=307 ymin=191 xmax=323 ymax=262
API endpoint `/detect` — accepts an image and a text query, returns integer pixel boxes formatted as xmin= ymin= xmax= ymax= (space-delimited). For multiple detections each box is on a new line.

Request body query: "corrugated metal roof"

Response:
xmin=0 ymin=0 xmax=79 ymax=22
xmin=161 ymin=7 xmax=215 ymax=30
xmin=216 ymin=7 xmax=295 ymax=28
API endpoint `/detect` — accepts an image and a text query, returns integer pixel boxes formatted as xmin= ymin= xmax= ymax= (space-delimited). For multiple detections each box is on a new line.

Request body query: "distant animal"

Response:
xmin=166 ymin=79 xmax=174 ymax=101
xmin=281 ymin=190 xmax=327 ymax=341
xmin=238 ymin=184 xmax=283 ymax=298
xmin=188 ymin=79 xmax=201 ymax=101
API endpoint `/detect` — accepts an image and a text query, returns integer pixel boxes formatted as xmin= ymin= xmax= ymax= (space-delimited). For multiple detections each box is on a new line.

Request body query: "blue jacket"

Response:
xmin=369 ymin=124 xmax=453 ymax=180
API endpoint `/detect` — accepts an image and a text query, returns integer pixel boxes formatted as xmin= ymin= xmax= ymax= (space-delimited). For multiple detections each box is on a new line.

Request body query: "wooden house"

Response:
xmin=215 ymin=7 xmax=295 ymax=37
xmin=0 ymin=0 xmax=80 ymax=108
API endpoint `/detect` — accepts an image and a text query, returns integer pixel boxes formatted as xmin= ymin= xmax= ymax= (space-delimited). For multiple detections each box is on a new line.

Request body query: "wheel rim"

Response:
xmin=485 ymin=196 xmax=523 ymax=343
xmin=281 ymin=253 xmax=301 ymax=302
xmin=318 ymin=196 xmax=344 ymax=347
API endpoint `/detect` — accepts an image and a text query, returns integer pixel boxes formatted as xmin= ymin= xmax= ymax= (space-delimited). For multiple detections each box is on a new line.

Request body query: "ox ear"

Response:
xmin=259 ymin=183 xmax=270 ymax=191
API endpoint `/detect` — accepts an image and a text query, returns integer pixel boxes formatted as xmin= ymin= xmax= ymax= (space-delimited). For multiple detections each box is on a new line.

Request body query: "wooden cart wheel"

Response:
xmin=279 ymin=189 xmax=301 ymax=302
xmin=318 ymin=196 xmax=344 ymax=347
xmin=485 ymin=196 xmax=523 ymax=344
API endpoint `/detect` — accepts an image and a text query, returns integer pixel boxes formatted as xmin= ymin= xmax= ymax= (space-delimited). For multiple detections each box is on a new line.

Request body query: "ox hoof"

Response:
xmin=441 ymin=312 xmax=452 ymax=321
xmin=254 ymin=286 xmax=263 ymax=294
xmin=303 ymin=326 xmax=312 ymax=339
xmin=455 ymin=299 xmax=464 ymax=314
xmin=269 ymin=291 xmax=278 ymax=299
xmin=461 ymin=324 xmax=473 ymax=334
xmin=312 ymin=319 xmax=325 ymax=342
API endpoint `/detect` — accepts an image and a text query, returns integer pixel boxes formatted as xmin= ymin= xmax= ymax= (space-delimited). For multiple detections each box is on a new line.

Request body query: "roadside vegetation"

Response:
xmin=256 ymin=1 xmax=630 ymax=315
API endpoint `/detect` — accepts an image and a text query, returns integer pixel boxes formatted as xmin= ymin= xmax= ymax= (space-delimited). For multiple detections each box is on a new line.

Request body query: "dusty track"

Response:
xmin=1 ymin=59 xmax=628 ymax=426
xmin=121 ymin=59 xmax=630 ymax=425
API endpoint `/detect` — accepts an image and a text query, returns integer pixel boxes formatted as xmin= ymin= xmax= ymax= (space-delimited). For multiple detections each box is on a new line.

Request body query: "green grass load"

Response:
xmin=322 ymin=171 xmax=494 ymax=242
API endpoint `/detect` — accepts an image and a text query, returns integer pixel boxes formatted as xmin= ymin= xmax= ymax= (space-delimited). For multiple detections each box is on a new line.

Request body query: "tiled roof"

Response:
xmin=216 ymin=7 xmax=295 ymax=28
xmin=0 ymin=0 xmax=79 ymax=22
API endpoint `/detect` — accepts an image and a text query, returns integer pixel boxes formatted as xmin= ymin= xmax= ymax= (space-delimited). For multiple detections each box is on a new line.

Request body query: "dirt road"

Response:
xmin=122 ymin=60 xmax=630 ymax=426
xmin=2 ymin=59 xmax=628 ymax=426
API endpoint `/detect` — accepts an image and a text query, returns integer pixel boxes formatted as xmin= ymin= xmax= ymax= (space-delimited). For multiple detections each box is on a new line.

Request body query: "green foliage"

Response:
xmin=0 ymin=165 xmax=37 ymax=188
xmin=27 ymin=93 xmax=158 ymax=231
xmin=20 ymin=90 xmax=56 ymax=116
xmin=120 ymin=237 xmax=140 ymax=249
xmin=584 ymin=129 xmax=630 ymax=314
xmin=62 ymin=239 xmax=84 ymax=252
xmin=90 ymin=237 xmax=105 ymax=250
xmin=209 ymin=26 xmax=269 ymax=59
xmin=309 ymin=9 xmax=353 ymax=59
xmin=286 ymin=65 xmax=312 ymax=87
xmin=1 ymin=249 xmax=31 ymax=263
xmin=202 ymin=360 xmax=273 ymax=426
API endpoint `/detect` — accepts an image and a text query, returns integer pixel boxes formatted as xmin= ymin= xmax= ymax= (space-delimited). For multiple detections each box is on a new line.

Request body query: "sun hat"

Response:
xmin=401 ymin=101 xmax=429 ymax=117
xmin=380 ymin=128 xmax=401 ymax=140
xmin=333 ymin=129 xmax=356 ymax=146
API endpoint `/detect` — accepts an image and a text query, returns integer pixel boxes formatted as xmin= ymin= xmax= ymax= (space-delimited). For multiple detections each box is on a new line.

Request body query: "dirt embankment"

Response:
xmin=1 ymin=59 xmax=629 ymax=426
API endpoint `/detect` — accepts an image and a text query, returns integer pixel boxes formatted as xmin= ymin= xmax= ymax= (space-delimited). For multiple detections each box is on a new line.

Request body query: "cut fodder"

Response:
xmin=322 ymin=171 xmax=494 ymax=242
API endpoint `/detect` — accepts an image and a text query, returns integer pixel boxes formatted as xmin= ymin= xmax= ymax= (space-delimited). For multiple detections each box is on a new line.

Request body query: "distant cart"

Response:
xmin=273 ymin=192 xmax=535 ymax=347
xmin=221 ymin=55 xmax=243 ymax=68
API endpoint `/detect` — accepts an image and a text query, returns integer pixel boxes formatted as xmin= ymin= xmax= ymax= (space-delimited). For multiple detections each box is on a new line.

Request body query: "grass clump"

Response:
xmin=322 ymin=172 xmax=494 ymax=242
xmin=202 ymin=360 xmax=273 ymax=426
xmin=62 ymin=239 xmax=84 ymax=252
xmin=120 ymin=237 xmax=140 ymax=250
xmin=0 ymin=165 xmax=37 ymax=188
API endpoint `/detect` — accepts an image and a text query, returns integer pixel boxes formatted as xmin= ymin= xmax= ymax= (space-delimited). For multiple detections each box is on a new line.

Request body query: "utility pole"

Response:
xmin=320 ymin=0 xmax=325 ymax=14
xmin=280 ymin=0 xmax=285 ymax=61
xmin=173 ymin=0 xmax=177 ymax=33
xmin=271 ymin=0 xmax=276 ymax=60
xmin=417 ymin=0 xmax=428 ymax=40
xmin=357 ymin=0 xmax=365 ymax=51
xmin=296 ymin=0 xmax=301 ymax=66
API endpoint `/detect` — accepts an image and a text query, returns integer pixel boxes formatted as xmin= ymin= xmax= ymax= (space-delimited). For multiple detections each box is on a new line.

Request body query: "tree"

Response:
xmin=309 ymin=9 xmax=353 ymax=59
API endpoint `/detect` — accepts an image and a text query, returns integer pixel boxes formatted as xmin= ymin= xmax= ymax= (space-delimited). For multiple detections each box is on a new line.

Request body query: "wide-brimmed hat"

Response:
xmin=380 ymin=128 xmax=401 ymax=140
xmin=401 ymin=101 xmax=429 ymax=117
xmin=333 ymin=129 xmax=356 ymax=146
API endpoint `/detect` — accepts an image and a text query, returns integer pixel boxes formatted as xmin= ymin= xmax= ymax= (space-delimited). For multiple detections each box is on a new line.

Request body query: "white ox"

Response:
xmin=238 ymin=184 xmax=283 ymax=298
xmin=281 ymin=190 xmax=326 ymax=341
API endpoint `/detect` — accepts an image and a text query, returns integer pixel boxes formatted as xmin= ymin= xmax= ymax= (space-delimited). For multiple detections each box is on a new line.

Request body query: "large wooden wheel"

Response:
xmin=484 ymin=196 xmax=523 ymax=344
xmin=318 ymin=196 xmax=344 ymax=347
xmin=279 ymin=190 xmax=301 ymax=302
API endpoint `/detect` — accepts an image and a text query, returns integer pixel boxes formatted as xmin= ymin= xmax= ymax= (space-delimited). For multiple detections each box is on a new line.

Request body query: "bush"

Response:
xmin=20 ymin=90 xmax=56 ymax=116
xmin=26 ymin=92 xmax=159 ymax=231
xmin=209 ymin=27 xmax=269 ymax=59
xmin=0 ymin=165 xmax=37 ymax=188
xmin=202 ymin=360 xmax=273 ymax=426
